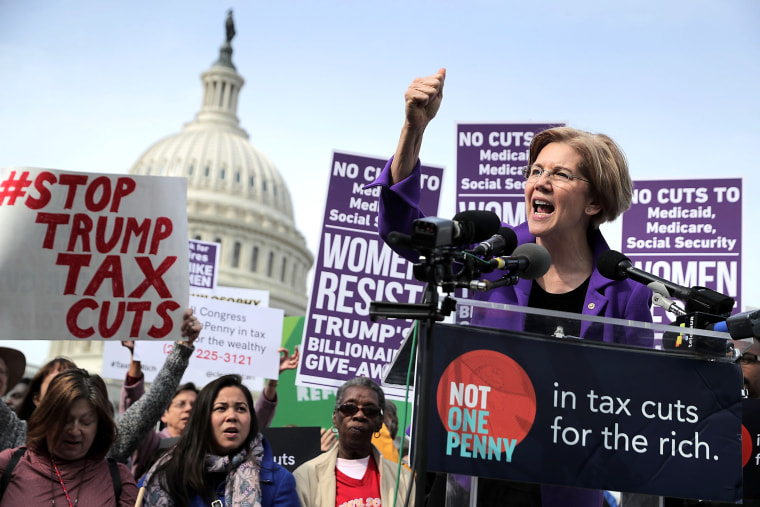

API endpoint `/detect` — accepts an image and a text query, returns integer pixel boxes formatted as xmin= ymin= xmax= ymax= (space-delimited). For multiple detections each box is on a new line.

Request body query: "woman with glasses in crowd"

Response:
xmin=738 ymin=337 xmax=760 ymax=398
xmin=293 ymin=377 xmax=413 ymax=507
xmin=0 ymin=368 xmax=138 ymax=505
xmin=367 ymin=68 xmax=655 ymax=507
xmin=139 ymin=374 xmax=299 ymax=507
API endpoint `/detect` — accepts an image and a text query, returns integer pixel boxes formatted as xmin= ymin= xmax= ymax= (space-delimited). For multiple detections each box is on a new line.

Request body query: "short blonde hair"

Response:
xmin=529 ymin=127 xmax=632 ymax=228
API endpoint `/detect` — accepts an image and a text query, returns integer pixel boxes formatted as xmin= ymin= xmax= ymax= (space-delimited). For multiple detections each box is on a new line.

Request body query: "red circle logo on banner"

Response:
xmin=742 ymin=424 xmax=752 ymax=467
xmin=436 ymin=349 xmax=537 ymax=448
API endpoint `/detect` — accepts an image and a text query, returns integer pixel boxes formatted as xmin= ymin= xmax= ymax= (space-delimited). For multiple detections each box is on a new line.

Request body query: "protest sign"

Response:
xmin=296 ymin=152 xmax=443 ymax=397
xmin=102 ymin=294 xmax=282 ymax=385
xmin=261 ymin=427 xmax=322 ymax=472
xmin=187 ymin=239 xmax=268 ymax=305
xmin=102 ymin=236 xmax=271 ymax=384
xmin=188 ymin=239 xmax=220 ymax=290
xmin=623 ymin=179 xmax=742 ymax=327
xmin=0 ymin=167 xmax=189 ymax=341
xmin=192 ymin=285 xmax=269 ymax=308
xmin=454 ymin=123 xmax=563 ymax=325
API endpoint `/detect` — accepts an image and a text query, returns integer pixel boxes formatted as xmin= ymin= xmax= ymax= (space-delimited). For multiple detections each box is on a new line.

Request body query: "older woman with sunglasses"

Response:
xmin=293 ymin=377 xmax=413 ymax=507
xmin=368 ymin=69 xmax=655 ymax=507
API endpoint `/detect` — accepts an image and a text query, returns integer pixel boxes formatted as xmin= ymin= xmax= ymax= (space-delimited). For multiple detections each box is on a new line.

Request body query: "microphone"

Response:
xmin=387 ymin=231 xmax=413 ymax=248
xmin=597 ymin=250 xmax=692 ymax=300
xmin=466 ymin=227 xmax=518 ymax=258
xmin=450 ymin=210 xmax=503 ymax=244
xmin=596 ymin=250 xmax=734 ymax=315
xmin=469 ymin=243 xmax=552 ymax=291
xmin=489 ymin=243 xmax=551 ymax=280
xmin=405 ymin=211 xmax=501 ymax=251
xmin=707 ymin=309 xmax=760 ymax=339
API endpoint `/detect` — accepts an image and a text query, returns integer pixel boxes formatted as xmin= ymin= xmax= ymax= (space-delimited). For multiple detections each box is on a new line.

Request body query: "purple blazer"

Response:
xmin=367 ymin=156 xmax=654 ymax=347
xmin=368 ymin=157 xmax=654 ymax=507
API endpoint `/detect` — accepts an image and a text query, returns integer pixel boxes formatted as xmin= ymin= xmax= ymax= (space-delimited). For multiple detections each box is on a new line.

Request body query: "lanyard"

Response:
xmin=50 ymin=458 xmax=77 ymax=507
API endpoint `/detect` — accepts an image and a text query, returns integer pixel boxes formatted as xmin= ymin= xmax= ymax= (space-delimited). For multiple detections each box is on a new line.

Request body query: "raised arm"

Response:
xmin=365 ymin=69 xmax=448 ymax=262
xmin=119 ymin=340 xmax=145 ymax=414
xmin=390 ymin=68 xmax=446 ymax=185
xmin=108 ymin=308 xmax=201 ymax=462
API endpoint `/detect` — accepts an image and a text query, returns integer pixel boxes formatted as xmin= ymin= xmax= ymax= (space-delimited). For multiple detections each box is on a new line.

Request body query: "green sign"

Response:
xmin=271 ymin=317 xmax=413 ymax=435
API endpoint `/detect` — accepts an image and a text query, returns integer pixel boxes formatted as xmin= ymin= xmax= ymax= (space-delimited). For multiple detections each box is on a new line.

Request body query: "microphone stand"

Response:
xmin=369 ymin=255 xmax=457 ymax=507
xmin=648 ymin=281 xmax=687 ymax=316
xmin=370 ymin=246 xmax=521 ymax=505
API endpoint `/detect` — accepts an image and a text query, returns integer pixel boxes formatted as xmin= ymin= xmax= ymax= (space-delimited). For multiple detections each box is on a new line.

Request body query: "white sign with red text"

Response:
xmin=0 ymin=167 xmax=189 ymax=341
xmin=101 ymin=295 xmax=282 ymax=386
xmin=191 ymin=285 xmax=269 ymax=308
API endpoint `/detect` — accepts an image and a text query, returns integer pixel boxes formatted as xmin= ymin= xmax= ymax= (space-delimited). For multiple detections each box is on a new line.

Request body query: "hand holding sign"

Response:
xmin=0 ymin=167 xmax=189 ymax=341
xmin=279 ymin=346 xmax=300 ymax=374
xmin=179 ymin=307 xmax=202 ymax=346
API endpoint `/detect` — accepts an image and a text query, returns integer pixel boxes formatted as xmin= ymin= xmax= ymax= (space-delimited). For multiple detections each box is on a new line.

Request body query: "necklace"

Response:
xmin=50 ymin=457 xmax=87 ymax=507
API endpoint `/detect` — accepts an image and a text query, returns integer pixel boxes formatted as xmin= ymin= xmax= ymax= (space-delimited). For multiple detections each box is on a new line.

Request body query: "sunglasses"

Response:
xmin=338 ymin=403 xmax=383 ymax=418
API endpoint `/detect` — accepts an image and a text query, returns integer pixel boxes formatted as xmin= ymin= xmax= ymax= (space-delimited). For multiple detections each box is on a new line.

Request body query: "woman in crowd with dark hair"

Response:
xmin=0 ymin=346 xmax=25 ymax=398
xmin=3 ymin=377 xmax=30 ymax=416
xmin=17 ymin=356 xmax=77 ymax=420
xmin=0 ymin=368 xmax=138 ymax=505
xmin=140 ymin=374 xmax=299 ymax=507
xmin=0 ymin=308 xmax=202 ymax=465
xmin=293 ymin=377 xmax=413 ymax=507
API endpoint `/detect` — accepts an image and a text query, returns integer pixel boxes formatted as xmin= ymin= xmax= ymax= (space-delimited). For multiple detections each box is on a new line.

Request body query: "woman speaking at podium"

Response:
xmin=369 ymin=68 xmax=654 ymax=507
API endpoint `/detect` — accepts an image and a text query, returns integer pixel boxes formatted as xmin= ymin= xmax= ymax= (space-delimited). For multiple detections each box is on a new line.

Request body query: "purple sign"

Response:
xmin=622 ymin=179 xmax=742 ymax=325
xmin=189 ymin=239 xmax=220 ymax=290
xmin=297 ymin=151 xmax=443 ymax=393
xmin=455 ymin=123 xmax=563 ymax=323
xmin=455 ymin=123 xmax=563 ymax=221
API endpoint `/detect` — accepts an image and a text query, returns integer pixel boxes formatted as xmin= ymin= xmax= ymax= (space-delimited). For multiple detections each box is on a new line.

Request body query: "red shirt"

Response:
xmin=335 ymin=455 xmax=382 ymax=507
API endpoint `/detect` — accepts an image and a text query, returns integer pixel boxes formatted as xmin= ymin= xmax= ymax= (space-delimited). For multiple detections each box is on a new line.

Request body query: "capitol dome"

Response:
xmin=128 ymin=20 xmax=313 ymax=316
xmin=47 ymin=13 xmax=313 ymax=383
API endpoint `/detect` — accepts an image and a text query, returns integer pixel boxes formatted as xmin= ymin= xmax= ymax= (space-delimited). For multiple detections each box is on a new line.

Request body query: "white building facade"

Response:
xmin=50 ymin=24 xmax=313 ymax=374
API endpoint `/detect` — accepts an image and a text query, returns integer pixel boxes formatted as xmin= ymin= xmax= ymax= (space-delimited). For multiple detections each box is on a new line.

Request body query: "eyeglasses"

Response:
xmin=337 ymin=403 xmax=383 ymax=418
xmin=522 ymin=166 xmax=590 ymax=185
xmin=740 ymin=353 xmax=760 ymax=365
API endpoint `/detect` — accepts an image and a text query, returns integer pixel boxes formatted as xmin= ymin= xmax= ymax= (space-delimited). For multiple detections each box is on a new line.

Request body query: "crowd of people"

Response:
xmin=0 ymin=311 xmax=414 ymax=507
xmin=1 ymin=67 xmax=757 ymax=507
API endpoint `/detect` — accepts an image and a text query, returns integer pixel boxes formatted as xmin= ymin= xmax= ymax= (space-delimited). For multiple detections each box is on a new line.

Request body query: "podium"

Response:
xmin=382 ymin=299 xmax=745 ymax=505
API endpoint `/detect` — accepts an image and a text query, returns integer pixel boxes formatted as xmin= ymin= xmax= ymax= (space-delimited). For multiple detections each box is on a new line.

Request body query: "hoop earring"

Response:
xmin=373 ymin=430 xmax=381 ymax=438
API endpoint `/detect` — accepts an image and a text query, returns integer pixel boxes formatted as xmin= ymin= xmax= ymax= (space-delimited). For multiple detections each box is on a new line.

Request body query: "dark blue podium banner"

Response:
xmin=742 ymin=398 xmax=760 ymax=500
xmin=261 ymin=426 xmax=322 ymax=472
xmin=425 ymin=324 xmax=743 ymax=502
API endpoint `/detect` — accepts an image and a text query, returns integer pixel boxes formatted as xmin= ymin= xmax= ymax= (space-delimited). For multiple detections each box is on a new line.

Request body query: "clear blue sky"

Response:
xmin=1 ymin=0 xmax=758 ymax=365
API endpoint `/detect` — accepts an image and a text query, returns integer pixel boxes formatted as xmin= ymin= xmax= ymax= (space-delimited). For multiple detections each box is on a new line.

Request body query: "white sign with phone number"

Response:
xmin=101 ymin=295 xmax=283 ymax=386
